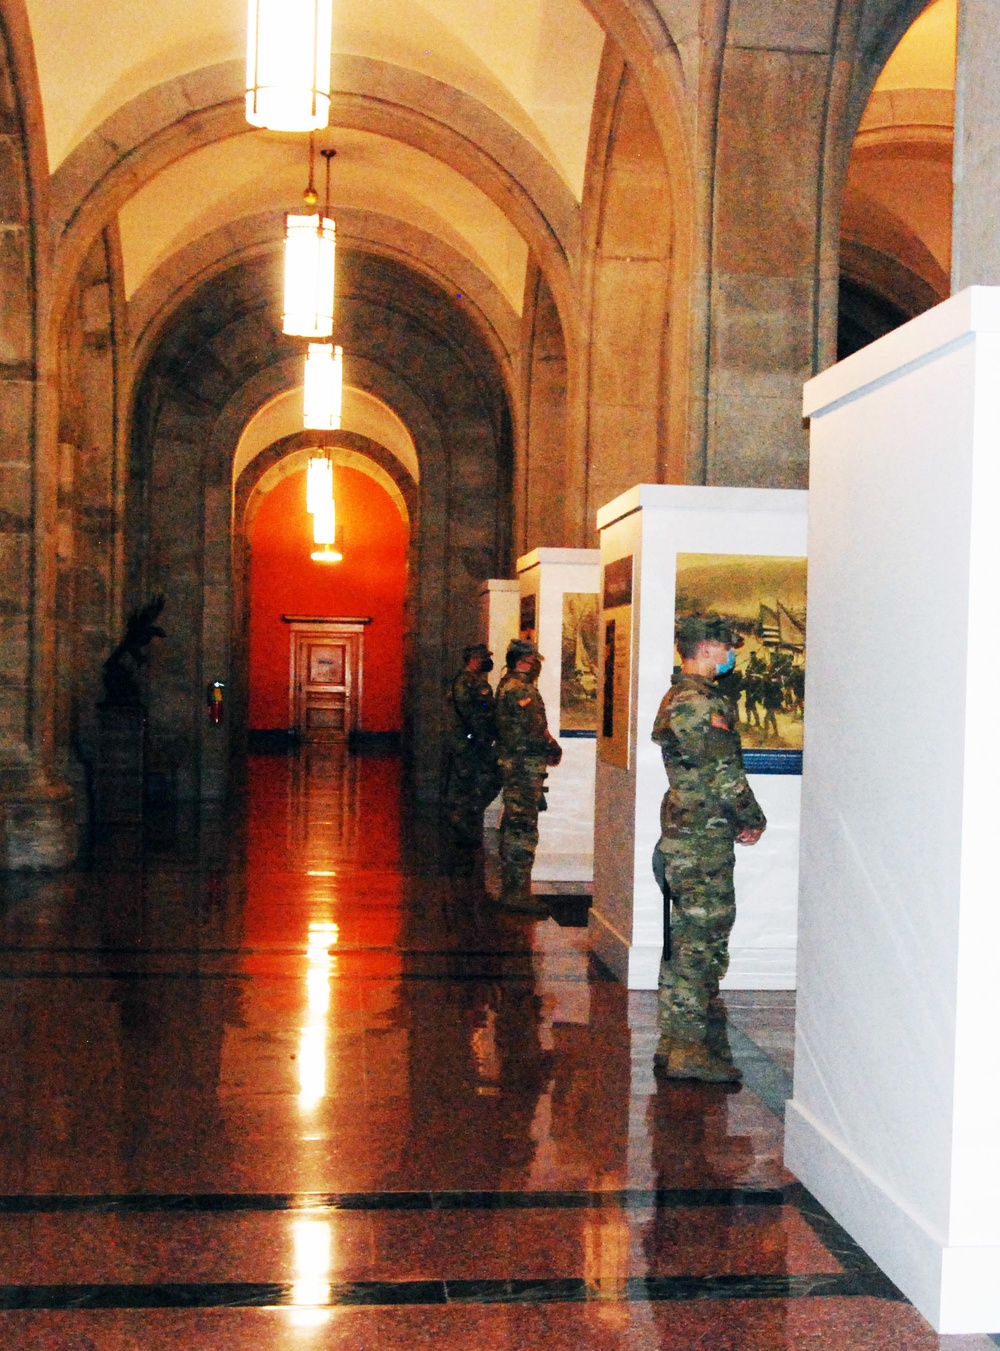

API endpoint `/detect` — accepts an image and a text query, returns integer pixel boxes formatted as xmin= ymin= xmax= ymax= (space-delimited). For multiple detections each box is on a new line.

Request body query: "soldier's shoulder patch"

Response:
xmin=518 ymin=697 xmax=532 ymax=707
xmin=710 ymin=713 xmax=730 ymax=731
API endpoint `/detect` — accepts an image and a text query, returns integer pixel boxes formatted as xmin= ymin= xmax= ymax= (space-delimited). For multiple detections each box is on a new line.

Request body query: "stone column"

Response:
xmin=951 ymin=0 xmax=1000 ymax=289
xmin=700 ymin=0 xmax=838 ymax=489
xmin=0 ymin=49 xmax=76 ymax=870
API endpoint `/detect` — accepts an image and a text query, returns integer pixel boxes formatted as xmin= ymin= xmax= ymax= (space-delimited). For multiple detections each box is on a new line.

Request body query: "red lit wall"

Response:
xmin=248 ymin=465 xmax=407 ymax=731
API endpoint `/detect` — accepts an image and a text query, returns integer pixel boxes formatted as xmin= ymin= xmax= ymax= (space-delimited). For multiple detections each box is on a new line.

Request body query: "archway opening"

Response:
xmin=248 ymin=462 xmax=408 ymax=743
xmin=839 ymin=0 xmax=956 ymax=357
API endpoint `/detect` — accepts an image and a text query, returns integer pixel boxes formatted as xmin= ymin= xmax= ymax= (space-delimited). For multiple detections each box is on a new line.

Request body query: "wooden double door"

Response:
xmin=287 ymin=619 xmax=368 ymax=742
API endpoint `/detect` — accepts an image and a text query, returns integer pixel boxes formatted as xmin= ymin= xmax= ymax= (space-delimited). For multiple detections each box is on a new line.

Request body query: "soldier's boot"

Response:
xmin=664 ymin=1039 xmax=742 ymax=1084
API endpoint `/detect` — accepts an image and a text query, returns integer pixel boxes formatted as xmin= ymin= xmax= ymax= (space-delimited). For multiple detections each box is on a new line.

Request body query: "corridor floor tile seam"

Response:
xmin=0 ymin=1272 xmax=910 ymax=1311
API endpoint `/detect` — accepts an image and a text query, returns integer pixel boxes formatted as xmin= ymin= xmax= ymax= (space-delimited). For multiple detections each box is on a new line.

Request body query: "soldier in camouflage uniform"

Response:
xmin=495 ymin=639 xmax=562 ymax=916
xmin=445 ymin=644 xmax=502 ymax=846
xmin=653 ymin=614 xmax=766 ymax=1082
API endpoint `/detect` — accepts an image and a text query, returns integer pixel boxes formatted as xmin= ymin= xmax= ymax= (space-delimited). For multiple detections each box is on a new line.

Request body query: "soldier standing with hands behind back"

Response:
xmin=495 ymin=639 xmax=562 ymax=916
xmin=653 ymin=615 xmax=766 ymax=1083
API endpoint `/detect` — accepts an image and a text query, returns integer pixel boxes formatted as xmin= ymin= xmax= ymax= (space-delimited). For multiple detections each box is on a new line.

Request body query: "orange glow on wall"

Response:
xmin=248 ymin=465 xmax=407 ymax=731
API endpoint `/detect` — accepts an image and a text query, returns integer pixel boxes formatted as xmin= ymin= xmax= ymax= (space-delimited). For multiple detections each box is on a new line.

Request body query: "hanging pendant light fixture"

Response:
xmin=246 ymin=0 xmax=333 ymax=131
xmin=311 ymin=496 xmax=342 ymax=563
xmin=303 ymin=343 xmax=343 ymax=430
xmin=283 ymin=143 xmax=336 ymax=339
xmin=306 ymin=454 xmax=333 ymax=514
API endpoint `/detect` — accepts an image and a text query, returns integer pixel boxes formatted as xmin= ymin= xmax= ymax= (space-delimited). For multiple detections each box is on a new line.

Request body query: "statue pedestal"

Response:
xmin=95 ymin=707 xmax=145 ymax=825
xmin=0 ymin=754 xmax=77 ymax=870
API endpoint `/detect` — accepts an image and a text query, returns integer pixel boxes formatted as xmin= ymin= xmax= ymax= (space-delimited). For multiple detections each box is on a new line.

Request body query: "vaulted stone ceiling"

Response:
xmin=29 ymin=0 xmax=606 ymax=358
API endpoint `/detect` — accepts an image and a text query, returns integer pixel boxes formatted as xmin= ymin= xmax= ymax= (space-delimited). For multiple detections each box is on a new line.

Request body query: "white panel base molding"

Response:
xmin=790 ymin=287 xmax=1000 ymax=1333
xmin=786 ymin=1103 xmax=1000 ymax=1334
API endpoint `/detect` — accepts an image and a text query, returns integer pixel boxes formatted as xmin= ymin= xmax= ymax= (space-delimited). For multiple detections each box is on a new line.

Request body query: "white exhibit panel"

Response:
xmin=516 ymin=548 xmax=601 ymax=883
xmin=478 ymin=579 xmax=521 ymax=828
xmin=592 ymin=485 xmax=808 ymax=990
xmin=786 ymin=287 xmax=1000 ymax=1334
xmin=478 ymin=579 xmax=521 ymax=690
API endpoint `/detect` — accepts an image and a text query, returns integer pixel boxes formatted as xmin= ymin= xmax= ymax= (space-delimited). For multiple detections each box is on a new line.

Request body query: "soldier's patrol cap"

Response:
xmin=506 ymin=638 xmax=539 ymax=664
xmin=462 ymin=643 xmax=492 ymax=662
xmin=675 ymin=613 xmax=743 ymax=648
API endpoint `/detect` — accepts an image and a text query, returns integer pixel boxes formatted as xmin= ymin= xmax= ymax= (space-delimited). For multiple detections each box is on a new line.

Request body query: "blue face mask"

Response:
xmin=716 ymin=649 xmax=736 ymax=677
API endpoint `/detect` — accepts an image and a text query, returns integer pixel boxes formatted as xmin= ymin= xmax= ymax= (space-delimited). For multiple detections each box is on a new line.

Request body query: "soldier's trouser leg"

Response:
xmin=447 ymin=752 xmax=501 ymax=844
xmin=656 ymin=835 xmax=736 ymax=1044
xmin=498 ymin=767 xmax=542 ymax=901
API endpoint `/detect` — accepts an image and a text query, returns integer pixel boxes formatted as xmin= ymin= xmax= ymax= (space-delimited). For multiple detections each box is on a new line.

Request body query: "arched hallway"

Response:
xmin=0 ymin=748 xmax=985 ymax=1348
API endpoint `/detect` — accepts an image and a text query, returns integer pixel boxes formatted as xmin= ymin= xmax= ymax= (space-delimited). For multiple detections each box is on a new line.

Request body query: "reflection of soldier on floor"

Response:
xmin=445 ymin=643 xmax=502 ymax=847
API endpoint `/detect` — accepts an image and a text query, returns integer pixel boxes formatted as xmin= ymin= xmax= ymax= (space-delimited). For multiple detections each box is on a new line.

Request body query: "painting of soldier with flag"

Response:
xmin=674 ymin=554 xmax=807 ymax=751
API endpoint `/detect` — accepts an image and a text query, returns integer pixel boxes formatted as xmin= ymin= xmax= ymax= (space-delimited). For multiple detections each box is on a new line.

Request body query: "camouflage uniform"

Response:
xmin=446 ymin=668 xmax=501 ymax=844
xmin=495 ymin=667 xmax=553 ymax=905
xmin=653 ymin=672 xmax=766 ymax=1046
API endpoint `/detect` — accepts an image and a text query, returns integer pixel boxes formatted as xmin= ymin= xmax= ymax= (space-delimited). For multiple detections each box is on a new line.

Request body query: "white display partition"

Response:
xmin=516 ymin=548 xmax=601 ymax=882
xmin=786 ymin=287 xmax=1000 ymax=1334
xmin=477 ymin=579 xmax=520 ymax=691
xmin=592 ymin=485 xmax=808 ymax=989
xmin=478 ymin=579 xmax=521 ymax=828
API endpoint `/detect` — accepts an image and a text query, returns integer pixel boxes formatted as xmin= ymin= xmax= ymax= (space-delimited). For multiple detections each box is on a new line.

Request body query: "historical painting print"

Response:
xmin=599 ymin=555 xmax=634 ymax=769
xmin=675 ymin=553 xmax=807 ymax=752
xmin=560 ymin=592 xmax=599 ymax=734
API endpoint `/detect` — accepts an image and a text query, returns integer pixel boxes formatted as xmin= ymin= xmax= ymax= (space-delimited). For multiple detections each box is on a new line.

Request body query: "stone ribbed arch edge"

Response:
xmin=810 ymin=0 xmax=942 ymax=372
xmin=240 ymin=437 xmax=410 ymax=532
xmin=49 ymin=56 xmax=581 ymax=356
xmin=205 ymin=354 xmax=433 ymax=502
xmin=847 ymin=0 xmax=943 ymax=133
xmin=239 ymin=434 xmax=414 ymax=535
xmin=0 ymin=0 xmax=50 ymax=743
xmin=858 ymin=87 xmax=953 ymax=140
xmin=126 ymin=209 xmax=520 ymax=388
xmin=576 ymin=8 xmax=696 ymax=491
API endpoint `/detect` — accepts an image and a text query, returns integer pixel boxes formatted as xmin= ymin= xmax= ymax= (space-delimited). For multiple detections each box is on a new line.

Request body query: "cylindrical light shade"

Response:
xmin=283 ymin=216 xmax=336 ymax=338
xmin=303 ymin=343 xmax=343 ymax=430
xmin=313 ymin=498 xmax=336 ymax=545
xmin=245 ymin=0 xmax=333 ymax=131
xmin=306 ymin=456 xmax=333 ymax=515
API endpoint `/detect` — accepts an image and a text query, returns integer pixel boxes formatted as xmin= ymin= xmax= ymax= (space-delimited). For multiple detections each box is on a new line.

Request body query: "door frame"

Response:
xmin=283 ymin=615 xmax=372 ymax=739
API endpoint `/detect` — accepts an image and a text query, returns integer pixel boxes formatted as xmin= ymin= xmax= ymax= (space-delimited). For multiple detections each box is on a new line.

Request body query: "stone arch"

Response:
xmin=126 ymin=211 xmax=521 ymax=416
xmin=514 ymin=261 xmax=569 ymax=555
xmin=233 ymin=386 xmax=419 ymax=488
xmin=229 ymin=430 xmax=417 ymax=755
xmin=576 ymin=56 xmax=674 ymax=537
xmin=128 ymin=248 xmax=512 ymax=804
xmin=814 ymin=0 xmax=944 ymax=366
xmin=49 ymin=58 xmax=581 ymax=370
xmin=243 ymin=440 xmax=413 ymax=532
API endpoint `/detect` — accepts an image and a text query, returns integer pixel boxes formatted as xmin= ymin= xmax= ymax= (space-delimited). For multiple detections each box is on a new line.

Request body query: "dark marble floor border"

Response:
xmin=0 ymin=1272 xmax=905 ymax=1311
xmin=0 ymin=1187 xmax=789 ymax=1215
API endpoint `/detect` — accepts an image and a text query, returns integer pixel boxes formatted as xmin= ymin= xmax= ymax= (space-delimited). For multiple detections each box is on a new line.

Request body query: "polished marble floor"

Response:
xmin=0 ymin=748 xmax=997 ymax=1349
